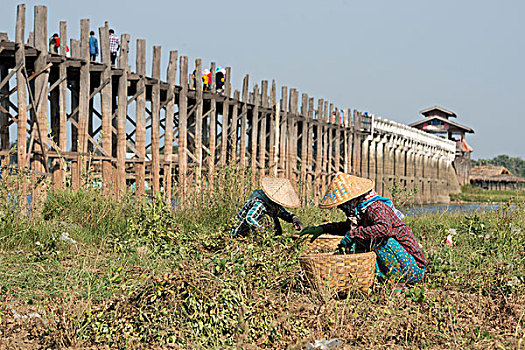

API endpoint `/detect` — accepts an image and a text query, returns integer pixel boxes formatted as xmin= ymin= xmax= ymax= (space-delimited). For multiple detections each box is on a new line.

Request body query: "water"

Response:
xmin=404 ymin=203 xmax=507 ymax=216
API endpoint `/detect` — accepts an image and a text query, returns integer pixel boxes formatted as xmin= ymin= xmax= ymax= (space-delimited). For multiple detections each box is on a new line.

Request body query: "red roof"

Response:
xmin=409 ymin=116 xmax=474 ymax=133
xmin=462 ymin=139 xmax=473 ymax=152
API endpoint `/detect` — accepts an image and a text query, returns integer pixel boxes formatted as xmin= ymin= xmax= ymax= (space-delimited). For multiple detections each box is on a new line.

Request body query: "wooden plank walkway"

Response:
xmin=0 ymin=4 xmax=460 ymax=205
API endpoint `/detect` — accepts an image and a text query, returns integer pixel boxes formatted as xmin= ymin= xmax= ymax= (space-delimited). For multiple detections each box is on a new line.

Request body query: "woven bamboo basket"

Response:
xmin=299 ymin=252 xmax=376 ymax=292
xmin=293 ymin=234 xmax=342 ymax=253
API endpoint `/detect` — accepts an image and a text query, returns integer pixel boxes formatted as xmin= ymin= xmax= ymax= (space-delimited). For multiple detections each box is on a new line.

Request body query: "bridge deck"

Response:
xmin=0 ymin=4 xmax=457 ymax=204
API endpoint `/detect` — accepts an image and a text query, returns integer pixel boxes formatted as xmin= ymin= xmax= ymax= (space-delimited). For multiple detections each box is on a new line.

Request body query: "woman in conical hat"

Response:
xmin=231 ymin=177 xmax=304 ymax=238
xmin=300 ymin=173 xmax=427 ymax=284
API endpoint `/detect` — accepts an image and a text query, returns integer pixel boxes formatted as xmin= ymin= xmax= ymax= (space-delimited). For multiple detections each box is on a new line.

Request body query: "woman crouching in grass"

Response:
xmin=231 ymin=177 xmax=304 ymax=238
xmin=300 ymin=173 xmax=427 ymax=284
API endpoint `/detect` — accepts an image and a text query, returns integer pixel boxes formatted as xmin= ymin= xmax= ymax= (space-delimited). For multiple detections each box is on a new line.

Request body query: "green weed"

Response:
xmin=451 ymin=184 xmax=525 ymax=203
xmin=0 ymin=166 xmax=524 ymax=348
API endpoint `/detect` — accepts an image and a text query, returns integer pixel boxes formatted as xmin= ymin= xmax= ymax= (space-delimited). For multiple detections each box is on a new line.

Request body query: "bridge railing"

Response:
xmin=0 ymin=4 xmax=460 ymax=204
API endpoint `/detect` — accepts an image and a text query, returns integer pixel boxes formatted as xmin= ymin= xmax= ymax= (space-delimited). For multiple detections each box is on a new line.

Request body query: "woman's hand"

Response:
xmin=299 ymin=226 xmax=324 ymax=242
xmin=337 ymin=234 xmax=356 ymax=253
xmin=291 ymin=216 xmax=304 ymax=231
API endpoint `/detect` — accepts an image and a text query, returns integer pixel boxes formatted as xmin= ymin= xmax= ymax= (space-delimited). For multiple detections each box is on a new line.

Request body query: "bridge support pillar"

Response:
xmin=368 ymin=137 xmax=376 ymax=190
xmin=361 ymin=137 xmax=370 ymax=179
xmin=376 ymin=137 xmax=385 ymax=196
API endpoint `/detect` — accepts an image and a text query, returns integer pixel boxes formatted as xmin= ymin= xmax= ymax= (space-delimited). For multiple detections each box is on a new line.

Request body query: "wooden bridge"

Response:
xmin=0 ymin=4 xmax=459 ymax=204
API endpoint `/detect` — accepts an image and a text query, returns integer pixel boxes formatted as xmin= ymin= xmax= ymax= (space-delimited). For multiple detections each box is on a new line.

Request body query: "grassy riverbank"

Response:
xmin=0 ymin=172 xmax=524 ymax=349
xmin=451 ymin=184 xmax=525 ymax=203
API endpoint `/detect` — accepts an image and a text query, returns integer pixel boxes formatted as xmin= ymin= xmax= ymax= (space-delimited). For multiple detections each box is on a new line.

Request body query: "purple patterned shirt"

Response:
xmin=322 ymin=201 xmax=427 ymax=268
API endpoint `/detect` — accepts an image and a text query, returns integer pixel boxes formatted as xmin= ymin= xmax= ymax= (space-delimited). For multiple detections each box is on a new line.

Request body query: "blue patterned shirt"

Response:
xmin=231 ymin=189 xmax=295 ymax=237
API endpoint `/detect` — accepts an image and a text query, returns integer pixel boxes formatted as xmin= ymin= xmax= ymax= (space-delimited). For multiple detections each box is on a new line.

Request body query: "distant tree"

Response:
xmin=473 ymin=155 xmax=525 ymax=177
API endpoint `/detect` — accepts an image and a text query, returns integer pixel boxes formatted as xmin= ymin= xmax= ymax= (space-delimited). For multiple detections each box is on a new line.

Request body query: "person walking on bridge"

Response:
xmin=202 ymin=69 xmax=211 ymax=91
xmin=48 ymin=33 xmax=59 ymax=54
xmin=108 ymin=29 xmax=120 ymax=66
xmin=216 ymin=66 xmax=226 ymax=94
xmin=89 ymin=31 xmax=98 ymax=61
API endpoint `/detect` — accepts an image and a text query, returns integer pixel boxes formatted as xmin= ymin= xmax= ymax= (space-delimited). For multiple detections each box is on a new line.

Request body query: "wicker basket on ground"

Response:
xmin=293 ymin=234 xmax=342 ymax=253
xmin=299 ymin=252 xmax=376 ymax=293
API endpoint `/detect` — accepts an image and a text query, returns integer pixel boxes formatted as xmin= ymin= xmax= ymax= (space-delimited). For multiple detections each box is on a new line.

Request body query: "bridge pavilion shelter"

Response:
xmin=409 ymin=106 xmax=475 ymax=185
xmin=409 ymin=106 xmax=474 ymax=148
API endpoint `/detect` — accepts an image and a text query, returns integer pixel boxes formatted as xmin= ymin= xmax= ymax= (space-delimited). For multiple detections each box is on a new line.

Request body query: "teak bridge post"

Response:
xmin=0 ymin=4 xmax=460 ymax=205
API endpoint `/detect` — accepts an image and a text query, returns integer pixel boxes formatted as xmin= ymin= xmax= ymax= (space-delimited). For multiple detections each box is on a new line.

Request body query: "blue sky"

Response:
xmin=2 ymin=0 xmax=524 ymax=159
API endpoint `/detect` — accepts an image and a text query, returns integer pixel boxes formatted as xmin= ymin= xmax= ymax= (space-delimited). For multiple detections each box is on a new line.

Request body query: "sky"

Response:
xmin=1 ymin=0 xmax=524 ymax=160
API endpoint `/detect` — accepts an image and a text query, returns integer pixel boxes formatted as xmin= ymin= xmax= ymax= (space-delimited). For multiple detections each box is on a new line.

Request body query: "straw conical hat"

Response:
xmin=319 ymin=173 xmax=374 ymax=209
xmin=260 ymin=177 xmax=300 ymax=208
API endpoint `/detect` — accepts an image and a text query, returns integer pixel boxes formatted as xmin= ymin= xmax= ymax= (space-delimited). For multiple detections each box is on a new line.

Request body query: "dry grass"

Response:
xmin=0 ymin=168 xmax=524 ymax=349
